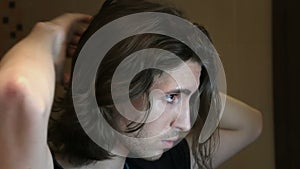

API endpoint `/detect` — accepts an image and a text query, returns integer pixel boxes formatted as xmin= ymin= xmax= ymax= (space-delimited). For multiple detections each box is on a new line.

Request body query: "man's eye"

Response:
xmin=165 ymin=94 xmax=179 ymax=104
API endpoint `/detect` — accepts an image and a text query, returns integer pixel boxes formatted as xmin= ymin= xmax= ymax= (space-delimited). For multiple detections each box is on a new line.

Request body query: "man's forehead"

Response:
xmin=150 ymin=62 xmax=201 ymax=93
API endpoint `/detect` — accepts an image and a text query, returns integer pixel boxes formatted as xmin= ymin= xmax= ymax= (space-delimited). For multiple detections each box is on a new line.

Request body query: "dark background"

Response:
xmin=273 ymin=0 xmax=300 ymax=168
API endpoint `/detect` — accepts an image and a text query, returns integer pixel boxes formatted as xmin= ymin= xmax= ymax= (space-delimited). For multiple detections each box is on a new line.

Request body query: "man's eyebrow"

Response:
xmin=164 ymin=89 xmax=192 ymax=95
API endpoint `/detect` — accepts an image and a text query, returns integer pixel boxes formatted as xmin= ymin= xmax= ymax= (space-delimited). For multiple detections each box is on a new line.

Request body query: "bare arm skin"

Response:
xmin=187 ymin=95 xmax=263 ymax=168
xmin=0 ymin=13 xmax=91 ymax=169
xmin=212 ymin=95 xmax=263 ymax=168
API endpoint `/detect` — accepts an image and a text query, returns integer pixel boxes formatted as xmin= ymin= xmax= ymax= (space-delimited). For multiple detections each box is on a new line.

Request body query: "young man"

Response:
xmin=0 ymin=0 xmax=262 ymax=169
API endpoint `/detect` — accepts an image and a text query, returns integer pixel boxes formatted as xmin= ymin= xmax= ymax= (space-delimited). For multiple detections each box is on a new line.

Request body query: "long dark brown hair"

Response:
xmin=48 ymin=0 xmax=220 ymax=168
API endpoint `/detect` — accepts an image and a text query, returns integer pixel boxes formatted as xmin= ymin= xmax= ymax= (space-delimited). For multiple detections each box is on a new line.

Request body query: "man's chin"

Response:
xmin=142 ymin=153 xmax=163 ymax=161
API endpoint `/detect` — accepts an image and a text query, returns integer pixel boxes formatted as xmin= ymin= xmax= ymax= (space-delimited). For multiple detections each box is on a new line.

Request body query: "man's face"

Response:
xmin=117 ymin=60 xmax=201 ymax=160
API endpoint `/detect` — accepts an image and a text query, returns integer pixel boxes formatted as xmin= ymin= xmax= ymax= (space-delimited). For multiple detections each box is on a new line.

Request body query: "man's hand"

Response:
xmin=46 ymin=13 xmax=92 ymax=83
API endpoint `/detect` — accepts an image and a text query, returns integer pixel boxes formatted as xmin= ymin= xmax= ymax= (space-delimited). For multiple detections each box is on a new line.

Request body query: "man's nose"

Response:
xmin=170 ymin=101 xmax=191 ymax=132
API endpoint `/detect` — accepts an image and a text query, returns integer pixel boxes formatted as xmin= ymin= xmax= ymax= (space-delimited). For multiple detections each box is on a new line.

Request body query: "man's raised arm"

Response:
xmin=0 ymin=13 xmax=91 ymax=169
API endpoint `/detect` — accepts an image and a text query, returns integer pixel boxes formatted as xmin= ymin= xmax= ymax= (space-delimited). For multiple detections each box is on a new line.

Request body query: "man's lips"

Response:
xmin=161 ymin=137 xmax=180 ymax=148
xmin=162 ymin=140 xmax=175 ymax=148
xmin=163 ymin=137 xmax=179 ymax=142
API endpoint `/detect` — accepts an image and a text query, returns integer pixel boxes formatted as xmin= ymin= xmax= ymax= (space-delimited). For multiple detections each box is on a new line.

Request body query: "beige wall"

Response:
xmin=1 ymin=0 xmax=274 ymax=168
xmin=171 ymin=1 xmax=274 ymax=168
xmin=170 ymin=1 xmax=274 ymax=169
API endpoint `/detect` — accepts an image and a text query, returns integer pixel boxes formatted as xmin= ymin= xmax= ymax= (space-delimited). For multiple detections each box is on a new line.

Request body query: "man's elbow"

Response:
xmin=247 ymin=108 xmax=263 ymax=143
xmin=0 ymin=75 xmax=47 ymax=115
